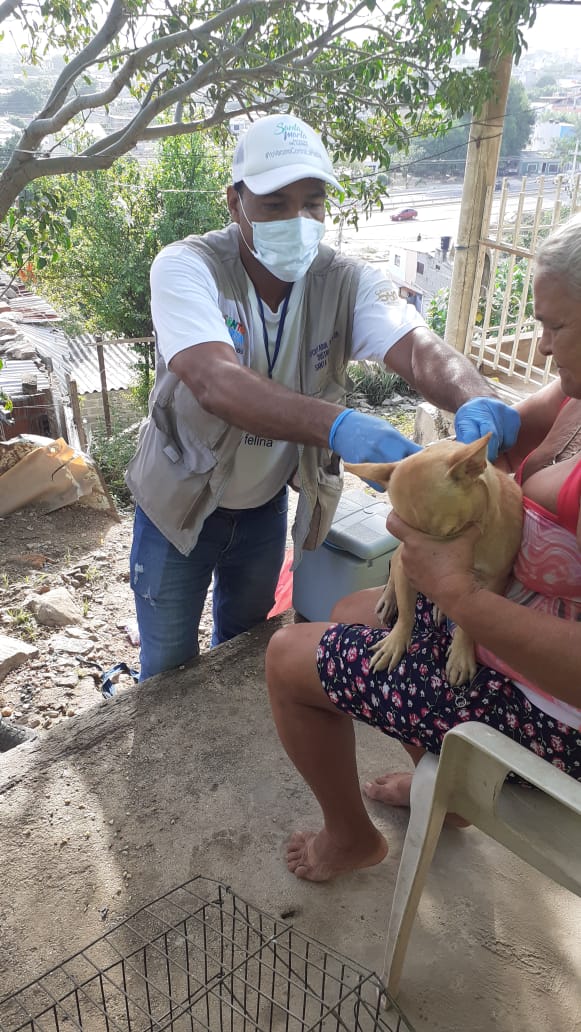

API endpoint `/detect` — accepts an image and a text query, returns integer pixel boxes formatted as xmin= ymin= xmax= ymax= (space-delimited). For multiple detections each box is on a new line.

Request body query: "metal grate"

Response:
xmin=0 ymin=878 xmax=414 ymax=1032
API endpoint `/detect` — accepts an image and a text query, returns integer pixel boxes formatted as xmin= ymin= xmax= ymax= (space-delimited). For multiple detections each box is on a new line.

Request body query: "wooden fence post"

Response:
xmin=96 ymin=341 xmax=112 ymax=437
xmin=67 ymin=375 xmax=88 ymax=452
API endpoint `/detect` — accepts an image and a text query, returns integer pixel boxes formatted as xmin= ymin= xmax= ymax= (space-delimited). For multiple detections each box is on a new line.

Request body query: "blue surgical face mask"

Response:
xmin=239 ymin=197 xmax=325 ymax=282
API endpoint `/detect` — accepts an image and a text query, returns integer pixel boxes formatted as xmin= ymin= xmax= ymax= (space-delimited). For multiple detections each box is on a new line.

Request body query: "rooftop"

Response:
xmin=0 ymin=276 xmax=140 ymax=396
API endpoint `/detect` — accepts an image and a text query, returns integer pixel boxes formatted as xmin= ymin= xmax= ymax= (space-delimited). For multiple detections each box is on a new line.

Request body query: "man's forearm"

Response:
xmin=171 ymin=344 xmax=343 ymax=447
xmin=387 ymin=327 xmax=496 ymax=413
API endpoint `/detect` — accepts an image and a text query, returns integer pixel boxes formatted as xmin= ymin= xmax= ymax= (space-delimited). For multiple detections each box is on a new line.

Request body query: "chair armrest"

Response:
xmin=444 ymin=723 xmax=581 ymax=815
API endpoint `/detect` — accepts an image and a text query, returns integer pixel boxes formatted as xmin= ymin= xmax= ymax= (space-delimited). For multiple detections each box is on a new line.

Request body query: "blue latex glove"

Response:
xmin=454 ymin=397 xmax=520 ymax=462
xmin=329 ymin=410 xmax=421 ymax=491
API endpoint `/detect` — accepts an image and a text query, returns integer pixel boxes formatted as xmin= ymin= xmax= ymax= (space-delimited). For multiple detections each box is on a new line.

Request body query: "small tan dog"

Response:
xmin=345 ymin=433 xmax=523 ymax=686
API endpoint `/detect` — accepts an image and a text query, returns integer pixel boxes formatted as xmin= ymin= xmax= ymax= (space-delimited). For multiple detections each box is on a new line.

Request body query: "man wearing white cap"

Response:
xmin=126 ymin=113 xmax=519 ymax=681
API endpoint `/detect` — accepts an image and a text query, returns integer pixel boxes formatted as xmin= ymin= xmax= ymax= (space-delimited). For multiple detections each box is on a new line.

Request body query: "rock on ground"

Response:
xmin=27 ymin=586 xmax=84 ymax=626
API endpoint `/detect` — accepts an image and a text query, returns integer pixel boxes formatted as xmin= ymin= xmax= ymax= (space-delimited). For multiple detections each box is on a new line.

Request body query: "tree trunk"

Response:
xmin=0 ymin=158 xmax=38 ymax=221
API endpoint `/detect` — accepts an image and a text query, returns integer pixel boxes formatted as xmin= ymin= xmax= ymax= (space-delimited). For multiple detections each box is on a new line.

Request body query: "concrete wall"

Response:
xmin=80 ymin=389 xmax=142 ymax=431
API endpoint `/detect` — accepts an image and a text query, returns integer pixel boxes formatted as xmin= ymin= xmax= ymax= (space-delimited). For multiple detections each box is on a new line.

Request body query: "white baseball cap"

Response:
xmin=232 ymin=114 xmax=342 ymax=195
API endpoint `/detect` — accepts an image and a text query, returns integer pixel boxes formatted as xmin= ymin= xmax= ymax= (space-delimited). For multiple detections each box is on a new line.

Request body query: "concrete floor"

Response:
xmin=0 ymin=617 xmax=579 ymax=1032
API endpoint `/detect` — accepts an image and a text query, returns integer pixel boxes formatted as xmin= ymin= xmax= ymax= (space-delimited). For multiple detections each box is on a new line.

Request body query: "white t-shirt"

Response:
xmin=150 ymin=238 xmax=424 ymax=508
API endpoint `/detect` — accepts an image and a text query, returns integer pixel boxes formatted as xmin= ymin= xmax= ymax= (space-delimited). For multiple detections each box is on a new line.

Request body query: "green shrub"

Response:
xmin=90 ymin=421 xmax=141 ymax=509
xmin=426 ymin=289 xmax=449 ymax=338
xmin=347 ymin=362 xmax=417 ymax=407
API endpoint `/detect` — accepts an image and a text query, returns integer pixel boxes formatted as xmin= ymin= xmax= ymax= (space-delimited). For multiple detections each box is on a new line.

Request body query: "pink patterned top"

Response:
xmin=476 ymin=460 xmax=581 ymax=731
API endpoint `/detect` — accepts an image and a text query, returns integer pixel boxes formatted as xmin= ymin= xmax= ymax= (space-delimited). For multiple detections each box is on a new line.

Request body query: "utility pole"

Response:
xmin=444 ymin=40 xmax=513 ymax=353
xmin=572 ymin=138 xmax=579 ymax=177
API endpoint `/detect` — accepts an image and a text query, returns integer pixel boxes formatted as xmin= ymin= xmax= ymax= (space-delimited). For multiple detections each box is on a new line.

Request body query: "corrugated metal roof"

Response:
xmin=0 ymin=277 xmax=144 ymax=395
xmin=1 ymin=325 xmax=141 ymax=395
xmin=0 ymin=278 xmax=60 ymax=322
xmin=9 ymin=323 xmax=70 ymax=362
xmin=2 ymin=292 xmax=60 ymax=322
xmin=0 ymin=358 xmax=50 ymax=395
xmin=66 ymin=335 xmax=140 ymax=394
xmin=3 ymin=323 xmax=71 ymax=396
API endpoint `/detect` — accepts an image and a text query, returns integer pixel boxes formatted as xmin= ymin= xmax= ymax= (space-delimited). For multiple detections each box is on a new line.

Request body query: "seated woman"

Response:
xmin=265 ymin=213 xmax=581 ymax=883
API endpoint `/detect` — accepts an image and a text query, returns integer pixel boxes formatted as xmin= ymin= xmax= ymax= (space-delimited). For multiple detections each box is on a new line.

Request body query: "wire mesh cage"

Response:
xmin=0 ymin=877 xmax=414 ymax=1032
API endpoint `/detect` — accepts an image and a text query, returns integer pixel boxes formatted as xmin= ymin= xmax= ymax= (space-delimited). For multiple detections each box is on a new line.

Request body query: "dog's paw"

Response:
xmin=445 ymin=639 xmax=477 ymax=687
xmin=370 ymin=629 xmax=408 ymax=673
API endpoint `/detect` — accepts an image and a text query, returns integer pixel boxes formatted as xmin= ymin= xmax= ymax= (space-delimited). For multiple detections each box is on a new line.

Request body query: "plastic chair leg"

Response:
xmin=380 ymin=754 xmax=447 ymax=997
xmin=381 ymin=723 xmax=581 ymax=1001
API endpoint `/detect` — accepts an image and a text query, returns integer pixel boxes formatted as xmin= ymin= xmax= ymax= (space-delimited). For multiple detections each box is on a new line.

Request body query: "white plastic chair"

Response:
xmin=382 ymin=721 xmax=581 ymax=997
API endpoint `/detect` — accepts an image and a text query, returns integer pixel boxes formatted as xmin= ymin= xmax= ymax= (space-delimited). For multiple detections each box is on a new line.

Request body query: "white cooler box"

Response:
xmin=292 ymin=489 xmax=400 ymax=622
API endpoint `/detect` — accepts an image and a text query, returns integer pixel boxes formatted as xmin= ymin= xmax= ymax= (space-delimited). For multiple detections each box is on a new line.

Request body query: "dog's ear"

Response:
xmin=343 ymin=461 xmax=397 ymax=489
xmin=446 ymin=433 xmax=491 ymax=483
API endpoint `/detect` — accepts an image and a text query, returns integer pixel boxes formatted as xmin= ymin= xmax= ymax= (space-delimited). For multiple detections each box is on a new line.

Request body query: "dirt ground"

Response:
xmin=0 ymin=481 xmax=367 ymax=744
xmin=0 ymin=488 xmax=313 ymax=742
xmin=0 ymin=504 xmax=163 ymax=739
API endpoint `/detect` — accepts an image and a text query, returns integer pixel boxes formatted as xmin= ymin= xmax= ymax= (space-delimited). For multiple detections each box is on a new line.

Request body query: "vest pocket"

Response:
xmin=127 ymin=418 xmax=216 ymax=531
xmin=302 ymin=465 xmax=343 ymax=550
xmin=151 ymin=398 xmax=217 ymax=474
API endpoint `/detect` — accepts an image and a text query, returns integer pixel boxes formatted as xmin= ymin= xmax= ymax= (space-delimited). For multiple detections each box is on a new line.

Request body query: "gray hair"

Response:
xmin=535 ymin=212 xmax=581 ymax=299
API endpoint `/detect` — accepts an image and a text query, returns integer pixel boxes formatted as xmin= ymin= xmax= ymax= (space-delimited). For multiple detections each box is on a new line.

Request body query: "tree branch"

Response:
xmin=36 ymin=0 xmax=131 ymax=121
xmin=0 ymin=0 xmax=21 ymax=23
xmin=27 ymin=0 xmax=291 ymax=143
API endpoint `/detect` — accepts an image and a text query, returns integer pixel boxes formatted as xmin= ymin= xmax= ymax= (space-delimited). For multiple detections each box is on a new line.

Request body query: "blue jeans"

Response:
xmin=130 ymin=491 xmax=288 ymax=681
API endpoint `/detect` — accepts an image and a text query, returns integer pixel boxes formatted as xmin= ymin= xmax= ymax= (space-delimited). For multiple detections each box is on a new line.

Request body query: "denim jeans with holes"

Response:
xmin=130 ymin=492 xmax=288 ymax=681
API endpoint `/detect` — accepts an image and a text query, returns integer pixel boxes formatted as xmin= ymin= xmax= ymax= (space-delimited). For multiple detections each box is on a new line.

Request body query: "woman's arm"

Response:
xmin=386 ymin=513 xmax=581 ymax=707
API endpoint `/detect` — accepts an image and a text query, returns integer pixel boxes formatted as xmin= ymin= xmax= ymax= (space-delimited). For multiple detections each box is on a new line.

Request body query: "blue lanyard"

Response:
xmin=255 ymin=286 xmax=292 ymax=379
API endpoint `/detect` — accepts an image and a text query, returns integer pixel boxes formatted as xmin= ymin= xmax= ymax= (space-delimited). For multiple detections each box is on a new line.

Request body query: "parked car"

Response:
xmin=390 ymin=207 xmax=418 ymax=222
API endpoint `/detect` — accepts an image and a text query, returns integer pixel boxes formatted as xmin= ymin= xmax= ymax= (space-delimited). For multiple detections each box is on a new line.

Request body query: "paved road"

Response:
xmin=336 ymin=179 xmax=563 ymax=261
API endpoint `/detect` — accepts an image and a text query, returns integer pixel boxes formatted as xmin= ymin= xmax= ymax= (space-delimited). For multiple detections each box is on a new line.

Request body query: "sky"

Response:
xmin=0 ymin=2 xmax=580 ymax=57
xmin=523 ymin=3 xmax=581 ymax=54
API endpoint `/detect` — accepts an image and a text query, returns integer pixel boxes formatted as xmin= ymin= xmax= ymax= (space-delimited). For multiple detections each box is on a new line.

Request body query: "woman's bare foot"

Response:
xmin=286 ymin=827 xmax=388 ymax=882
xmin=363 ymin=772 xmax=413 ymax=807
xmin=363 ymin=772 xmax=470 ymax=828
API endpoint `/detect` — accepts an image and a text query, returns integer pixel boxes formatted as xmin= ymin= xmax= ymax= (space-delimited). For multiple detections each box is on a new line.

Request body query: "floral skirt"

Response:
xmin=316 ymin=595 xmax=581 ymax=780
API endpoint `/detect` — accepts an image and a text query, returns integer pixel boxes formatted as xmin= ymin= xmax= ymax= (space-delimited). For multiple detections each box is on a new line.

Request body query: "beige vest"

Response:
xmin=126 ymin=224 xmax=362 ymax=562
